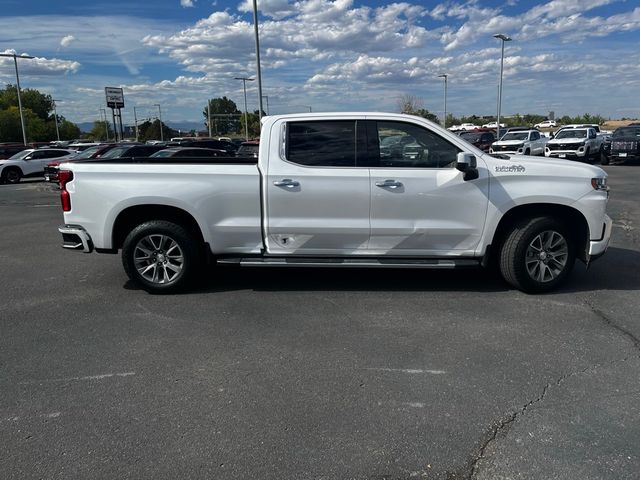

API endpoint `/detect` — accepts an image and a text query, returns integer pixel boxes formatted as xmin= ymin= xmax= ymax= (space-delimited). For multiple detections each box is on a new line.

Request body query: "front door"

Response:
xmin=265 ymin=120 xmax=371 ymax=255
xmin=368 ymin=120 xmax=489 ymax=256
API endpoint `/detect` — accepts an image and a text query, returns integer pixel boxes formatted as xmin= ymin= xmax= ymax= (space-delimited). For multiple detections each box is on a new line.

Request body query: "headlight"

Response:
xmin=591 ymin=177 xmax=608 ymax=191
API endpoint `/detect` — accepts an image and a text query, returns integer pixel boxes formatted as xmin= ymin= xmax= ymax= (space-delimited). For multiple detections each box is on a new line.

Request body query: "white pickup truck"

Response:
xmin=57 ymin=113 xmax=612 ymax=294
xmin=545 ymin=127 xmax=604 ymax=161
xmin=489 ymin=129 xmax=548 ymax=156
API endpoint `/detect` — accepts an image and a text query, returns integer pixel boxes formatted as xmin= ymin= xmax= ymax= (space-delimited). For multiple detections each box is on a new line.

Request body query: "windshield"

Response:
xmin=150 ymin=150 xmax=174 ymax=157
xmin=613 ymin=128 xmax=640 ymax=138
xmin=460 ymin=132 xmax=482 ymax=142
xmin=500 ymin=132 xmax=528 ymax=141
xmin=100 ymin=147 xmax=128 ymax=159
xmin=555 ymin=129 xmax=587 ymax=139
xmin=73 ymin=145 xmax=103 ymax=160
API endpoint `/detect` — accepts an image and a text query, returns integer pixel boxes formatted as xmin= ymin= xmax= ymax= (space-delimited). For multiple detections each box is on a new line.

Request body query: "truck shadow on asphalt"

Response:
xmin=127 ymin=246 xmax=638 ymax=295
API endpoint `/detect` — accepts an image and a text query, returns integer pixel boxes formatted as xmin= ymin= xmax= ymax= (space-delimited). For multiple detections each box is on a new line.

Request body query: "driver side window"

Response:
xmin=376 ymin=121 xmax=460 ymax=168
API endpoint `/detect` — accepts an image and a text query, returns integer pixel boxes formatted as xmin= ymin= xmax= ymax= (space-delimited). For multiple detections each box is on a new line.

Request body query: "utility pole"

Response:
xmin=154 ymin=103 xmax=163 ymax=141
xmin=207 ymin=101 xmax=212 ymax=138
xmin=52 ymin=99 xmax=61 ymax=141
xmin=100 ymin=108 xmax=109 ymax=141
xmin=133 ymin=106 xmax=139 ymax=142
xmin=437 ymin=74 xmax=448 ymax=128
xmin=0 ymin=53 xmax=35 ymax=145
xmin=234 ymin=77 xmax=254 ymax=141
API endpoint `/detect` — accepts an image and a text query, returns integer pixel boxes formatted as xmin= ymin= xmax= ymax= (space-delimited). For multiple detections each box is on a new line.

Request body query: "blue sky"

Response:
xmin=1 ymin=0 xmax=639 ymax=127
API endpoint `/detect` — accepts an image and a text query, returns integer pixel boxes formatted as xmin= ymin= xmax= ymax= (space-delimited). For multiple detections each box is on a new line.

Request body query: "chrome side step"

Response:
xmin=217 ymin=257 xmax=480 ymax=269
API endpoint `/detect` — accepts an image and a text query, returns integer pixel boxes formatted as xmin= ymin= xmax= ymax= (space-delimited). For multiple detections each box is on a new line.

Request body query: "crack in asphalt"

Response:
xmin=466 ymin=301 xmax=640 ymax=480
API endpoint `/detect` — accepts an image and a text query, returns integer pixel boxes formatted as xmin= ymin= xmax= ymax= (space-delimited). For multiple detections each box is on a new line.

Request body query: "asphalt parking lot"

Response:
xmin=1 ymin=167 xmax=639 ymax=480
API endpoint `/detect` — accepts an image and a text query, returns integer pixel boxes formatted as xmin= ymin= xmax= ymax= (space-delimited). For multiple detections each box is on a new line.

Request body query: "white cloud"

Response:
xmin=60 ymin=35 xmax=76 ymax=48
xmin=0 ymin=49 xmax=80 ymax=77
xmin=181 ymin=0 xmax=196 ymax=7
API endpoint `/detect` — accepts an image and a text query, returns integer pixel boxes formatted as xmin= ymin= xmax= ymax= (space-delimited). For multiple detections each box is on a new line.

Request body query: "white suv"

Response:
xmin=534 ymin=120 xmax=557 ymax=128
xmin=0 ymin=148 xmax=76 ymax=184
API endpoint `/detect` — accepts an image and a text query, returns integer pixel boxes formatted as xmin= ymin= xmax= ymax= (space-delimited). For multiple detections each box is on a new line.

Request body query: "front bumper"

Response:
xmin=58 ymin=224 xmax=93 ymax=253
xmin=545 ymin=150 xmax=588 ymax=160
xmin=588 ymin=214 xmax=612 ymax=260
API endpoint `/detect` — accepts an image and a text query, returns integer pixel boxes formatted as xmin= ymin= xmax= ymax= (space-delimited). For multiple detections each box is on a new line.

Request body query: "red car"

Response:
xmin=459 ymin=130 xmax=496 ymax=152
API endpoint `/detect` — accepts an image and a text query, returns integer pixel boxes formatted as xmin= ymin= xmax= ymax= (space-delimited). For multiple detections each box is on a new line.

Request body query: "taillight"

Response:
xmin=59 ymin=170 xmax=73 ymax=212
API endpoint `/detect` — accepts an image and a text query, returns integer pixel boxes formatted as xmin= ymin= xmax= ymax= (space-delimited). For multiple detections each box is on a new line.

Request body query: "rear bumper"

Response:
xmin=588 ymin=214 xmax=612 ymax=260
xmin=58 ymin=224 xmax=93 ymax=253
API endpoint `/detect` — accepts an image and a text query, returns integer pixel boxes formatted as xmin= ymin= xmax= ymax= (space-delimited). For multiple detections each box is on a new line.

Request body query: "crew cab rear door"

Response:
xmin=264 ymin=119 xmax=371 ymax=255
xmin=367 ymin=119 xmax=489 ymax=256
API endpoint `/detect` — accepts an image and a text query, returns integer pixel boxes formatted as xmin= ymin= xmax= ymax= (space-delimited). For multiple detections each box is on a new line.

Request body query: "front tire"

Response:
xmin=122 ymin=220 xmax=203 ymax=293
xmin=499 ymin=217 xmax=576 ymax=293
xmin=2 ymin=167 xmax=22 ymax=184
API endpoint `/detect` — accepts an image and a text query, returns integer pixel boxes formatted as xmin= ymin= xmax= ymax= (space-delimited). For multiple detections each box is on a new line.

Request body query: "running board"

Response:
xmin=216 ymin=257 xmax=481 ymax=269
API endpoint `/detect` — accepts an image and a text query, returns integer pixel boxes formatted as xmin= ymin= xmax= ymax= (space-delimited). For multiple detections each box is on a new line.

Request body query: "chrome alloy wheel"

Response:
xmin=525 ymin=230 xmax=569 ymax=283
xmin=133 ymin=234 xmax=184 ymax=284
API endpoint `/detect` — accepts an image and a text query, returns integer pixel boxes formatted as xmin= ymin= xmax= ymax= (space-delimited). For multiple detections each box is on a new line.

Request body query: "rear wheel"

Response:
xmin=122 ymin=220 xmax=204 ymax=293
xmin=2 ymin=167 xmax=22 ymax=184
xmin=499 ymin=217 xmax=576 ymax=293
xmin=599 ymin=146 xmax=609 ymax=165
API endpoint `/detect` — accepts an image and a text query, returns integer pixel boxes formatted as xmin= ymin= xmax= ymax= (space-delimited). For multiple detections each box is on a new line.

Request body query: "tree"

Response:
xmin=88 ymin=121 xmax=114 ymax=141
xmin=413 ymin=109 xmax=440 ymax=123
xmin=239 ymin=111 xmax=261 ymax=139
xmin=138 ymin=119 xmax=176 ymax=142
xmin=0 ymin=84 xmax=54 ymax=121
xmin=203 ymin=96 xmax=241 ymax=135
xmin=397 ymin=94 xmax=423 ymax=114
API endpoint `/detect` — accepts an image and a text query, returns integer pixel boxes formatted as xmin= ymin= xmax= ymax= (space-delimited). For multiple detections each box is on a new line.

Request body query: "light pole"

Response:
xmin=234 ymin=77 xmax=254 ymax=141
xmin=207 ymin=101 xmax=212 ymax=138
xmin=99 ymin=108 xmax=109 ymax=141
xmin=0 ymin=53 xmax=35 ymax=145
xmin=52 ymin=98 xmax=61 ymax=142
xmin=252 ymin=0 xmax=264 ymax=123
xmin=261 ymin=95 xmax=270 ymax=116
xmin=133 ymin=106 xmax=139 ymax=142
xmin=153 ymin=103 xmax=163 ymax=141
xmin=494 ymin=33 xmax=512 ymax=138
xmin=437 ymin=74 xmax=448 ymax=128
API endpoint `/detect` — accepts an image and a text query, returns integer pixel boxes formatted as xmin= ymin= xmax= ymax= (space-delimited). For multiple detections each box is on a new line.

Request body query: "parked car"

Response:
xmin=235 ymin=141 xmax=260 ymax=159
xmin=534 ymin=120 xmax=557 ymax=128
xmin=169 ymin=139 xmax=237 ymax=155
xmin=545 ymin=127 xmax=603 ymax=161
xmin=459 ymin=131 xmax=495 ymax=152
xmin=482 ymin=122 xmax=506 ymax=129
xmin=490 ymin=130 xmax=548 ymax=156
xmin=0 ymin=148 xmax=76 ymax=184
xmin=448 ymin=123 xmax=478 ymax=132
xmin=98 ymin=144 xmax=167 ymax=159
xmin=57 ymin=112 xmax=611 ymax=294
xmin=606 ymin=126 xmax=640 ymax=164
xmin=149 ymin=147 xmax=227 ymax=158
xmin=0 ymin=143 xmax=28 ymax=160
xmin=44 ymin=144 xmax=120 ymax=183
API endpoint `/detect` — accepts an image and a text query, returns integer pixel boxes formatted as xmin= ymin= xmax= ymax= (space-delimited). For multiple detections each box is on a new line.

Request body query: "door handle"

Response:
xmin=273 ymin=179 xmax=300 ymax=188
xmin=375 ymin=179 xmax=403 ymax=189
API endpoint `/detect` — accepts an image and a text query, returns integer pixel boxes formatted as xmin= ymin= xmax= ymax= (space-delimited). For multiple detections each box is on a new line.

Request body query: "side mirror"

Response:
xmin=456 ymin=152 xmax=477 ymax=172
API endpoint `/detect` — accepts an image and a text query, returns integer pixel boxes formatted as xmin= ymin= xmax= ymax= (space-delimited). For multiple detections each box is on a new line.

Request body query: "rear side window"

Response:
xmin=286 ymin=121 xmax=356 ymax=167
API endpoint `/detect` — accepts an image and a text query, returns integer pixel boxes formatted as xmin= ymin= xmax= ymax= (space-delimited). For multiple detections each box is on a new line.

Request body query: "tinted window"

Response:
xmin=530 ymin=132 xmax=540 ymax=140
xmin=286 ymin=121 xmax=356 ymax=167
xmin=376 ymin=121 xmax=460 ymax=168
xmin=481 ymin=133 xmax=495 ymax=142
xmin=555 ymin=129 xmax=587 ymax=139
xmin=613 ymin=128 xmax=640 ymax=138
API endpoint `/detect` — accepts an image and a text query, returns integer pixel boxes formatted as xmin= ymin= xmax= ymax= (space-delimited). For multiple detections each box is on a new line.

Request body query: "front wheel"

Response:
xmin=122 ymin=220 xmax=204 ymax=293
xmin=2 ymin=167 xmax=22 ymax=184
xmin=499 ymin=217 xmax=576 ymax=293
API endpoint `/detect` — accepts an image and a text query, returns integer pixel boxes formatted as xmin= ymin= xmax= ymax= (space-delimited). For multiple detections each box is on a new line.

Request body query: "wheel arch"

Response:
xmin=112 ymin=204 xmax=207 ymax=252
xmin=490 ymin=203 xmax=590 ymax=263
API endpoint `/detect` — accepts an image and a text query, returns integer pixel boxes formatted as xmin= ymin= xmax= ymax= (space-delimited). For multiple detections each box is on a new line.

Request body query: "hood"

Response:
xmin=484 ymin=153 xmax=605 ymax=179
xmin=493 ymin=139 xmax=525 ymax=146
xmin=548 ymin=137 xmax=584 ymax=144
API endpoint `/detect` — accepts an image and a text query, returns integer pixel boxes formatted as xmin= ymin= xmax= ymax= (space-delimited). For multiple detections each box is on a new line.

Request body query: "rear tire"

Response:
xmin=122 ymin=220 xmax=204 ymax=293
xmin=499 ymin=217 xmax=576 ymax=293
xmin=2 ymin=167 xmax=22 ymax=184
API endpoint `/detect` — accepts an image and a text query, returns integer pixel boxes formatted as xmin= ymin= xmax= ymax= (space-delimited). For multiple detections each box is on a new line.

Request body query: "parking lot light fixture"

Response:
xmin=437 ymin=74 xmax=448 ymax=128
xmin=235 ymin=77 xmax=254 ymax=141
xmin=0 ymin=52 xmax=35 ymax=146
xmin=493 ymin=33 xmax=512 ymax=138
